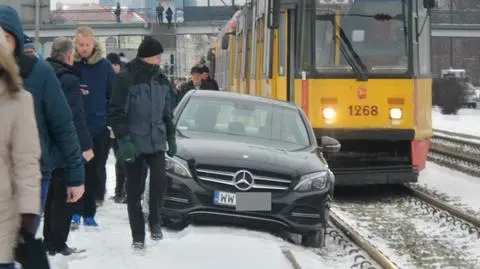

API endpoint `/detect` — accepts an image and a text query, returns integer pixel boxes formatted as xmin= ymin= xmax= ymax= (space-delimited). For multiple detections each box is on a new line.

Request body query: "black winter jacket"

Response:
xmin=177 ymin=80 xmax=218 ymax=104
xmin=108 ymin=58 xmax=175 ymax=154
xmin=47 ymin=58 xmax=93 ymax=166
xmin=204 ymin=77 xmax=219 ymax=91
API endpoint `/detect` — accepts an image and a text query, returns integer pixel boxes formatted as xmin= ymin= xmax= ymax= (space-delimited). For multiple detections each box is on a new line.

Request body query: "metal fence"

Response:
xmin=48 ymin=6 xmax=236 ymax=25
xmin=431 ymin=9 xmax=480 ymax=25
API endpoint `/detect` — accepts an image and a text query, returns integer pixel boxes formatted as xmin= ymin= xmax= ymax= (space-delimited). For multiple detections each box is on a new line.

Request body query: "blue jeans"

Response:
xmin=34 ymin=178 xmax=50 ymax=234
xmin=0 ymin=263 xmax=15 ymax=269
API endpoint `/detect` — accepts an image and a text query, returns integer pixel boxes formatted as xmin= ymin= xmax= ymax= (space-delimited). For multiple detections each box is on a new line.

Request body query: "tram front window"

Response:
xmin=314 ymin=0 xmax=409 ymax=75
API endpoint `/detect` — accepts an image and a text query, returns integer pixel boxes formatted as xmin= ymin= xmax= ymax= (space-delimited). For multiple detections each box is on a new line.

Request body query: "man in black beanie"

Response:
xmin=108 ymin=36 xmax=177 ymax=250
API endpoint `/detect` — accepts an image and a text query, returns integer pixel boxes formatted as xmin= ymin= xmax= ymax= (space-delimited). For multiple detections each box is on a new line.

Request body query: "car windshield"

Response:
xmin=176 ymin=97 xmax=311 ymax=150
xmin=315 ymin=0 xmax=408 ymax=75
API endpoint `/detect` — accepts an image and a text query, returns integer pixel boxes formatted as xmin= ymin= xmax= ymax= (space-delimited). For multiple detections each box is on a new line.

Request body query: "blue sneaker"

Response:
xmin=71 ymin=214 xmax=81 ymax=230
xmin=83 ymin=217 xmax=99 ymax=227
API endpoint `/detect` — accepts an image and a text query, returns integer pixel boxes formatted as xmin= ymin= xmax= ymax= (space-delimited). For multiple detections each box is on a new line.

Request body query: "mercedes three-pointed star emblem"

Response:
xmin=232 ymin=170 xmax=255 ymax=191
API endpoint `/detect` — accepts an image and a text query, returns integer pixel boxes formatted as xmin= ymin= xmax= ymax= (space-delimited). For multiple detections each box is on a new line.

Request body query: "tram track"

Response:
xmin=283 ymin=129 xmax=480 ymax=268
xmin=283 ymin=182 xmax=480 ymax=269
xmin=282 ymin=217 xmax=390 ymax=269
xmin=327 ymin=185 xmax=480 ymax=269
xmin=430 ymin=129 xmax=480 ymax=176
xmin=327 ymin=212 xmax=398 ymax=269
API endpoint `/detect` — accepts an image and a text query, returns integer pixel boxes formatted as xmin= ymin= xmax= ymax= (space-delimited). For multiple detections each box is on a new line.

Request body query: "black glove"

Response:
xmin=118 ymin=136 xmax=138 ymax=163
xmin=167 ymin=137 xmax=177 ymax=157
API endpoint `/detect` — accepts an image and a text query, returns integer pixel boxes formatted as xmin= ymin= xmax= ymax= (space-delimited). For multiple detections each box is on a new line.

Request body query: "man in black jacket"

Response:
xmin=109 ymin=36 xmax=176 ymax=250
xmin=199 ymin=65 xmax=219 ymax=91
xmin=106 ymin=52 xmax=148 ymax=204
xmin=177 ymin=66 xmax=215 ymax=104
xmin=44 ymin=37 xmax=93 ymax=255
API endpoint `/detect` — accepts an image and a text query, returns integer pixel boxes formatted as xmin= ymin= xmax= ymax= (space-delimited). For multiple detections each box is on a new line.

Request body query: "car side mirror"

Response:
xmin=221 ymin=34 xmax=230 ymax=50
xmin=319 ymin=136 xmax=341 ymax=153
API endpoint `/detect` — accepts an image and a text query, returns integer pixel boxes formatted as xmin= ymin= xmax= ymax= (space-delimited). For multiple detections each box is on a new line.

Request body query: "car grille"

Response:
xmin=195 ymin=166 xmax=292 ymax=191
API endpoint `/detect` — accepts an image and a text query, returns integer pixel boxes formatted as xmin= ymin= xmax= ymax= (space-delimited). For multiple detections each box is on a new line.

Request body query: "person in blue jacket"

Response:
xmin=71 ymin=26 xmax=115 ymax=227
xmin=0 ymin=5 xmax=85 ymax=234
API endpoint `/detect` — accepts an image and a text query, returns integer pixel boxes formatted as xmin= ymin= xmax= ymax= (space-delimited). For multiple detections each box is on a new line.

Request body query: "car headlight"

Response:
xmin=389 ymin=108 xmax=402 ymax=119
xmin=323 ymin=108 xmax=336 ymax=120
xmin=165 ymin=156 xmax=192 ymax=178
xmin=294 ymin=171 xmax=328 ymax=192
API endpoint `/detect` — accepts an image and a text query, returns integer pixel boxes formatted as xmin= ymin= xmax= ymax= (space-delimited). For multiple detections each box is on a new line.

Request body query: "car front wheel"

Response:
xmin=301 ymin=227 xmax=326 ymax=248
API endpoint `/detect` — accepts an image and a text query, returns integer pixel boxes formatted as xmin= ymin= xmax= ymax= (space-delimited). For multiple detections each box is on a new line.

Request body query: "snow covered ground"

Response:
xmin=417 ymin=162 xmax=480 ymax=215
xmin=45 ymin=154 xmax=369 ymax=269
xmin=433 ymin=107 xmax=480 ymax=136
xmin=430 ymin=107 xmax=480 ymax=214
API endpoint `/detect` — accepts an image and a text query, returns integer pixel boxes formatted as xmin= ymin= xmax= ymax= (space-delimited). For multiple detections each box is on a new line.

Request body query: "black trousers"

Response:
xmin=112 ymin=139 xmax=148 ymax=198
xmin=125 ymin=152 xmax=167 ymax=243
xmin=95 ymin=128 xmax=111 ymax=202
xmin=72 ymin=129 xmax=109 ymax=217
xmin=43 ymin=168 xmax=71 ymax=251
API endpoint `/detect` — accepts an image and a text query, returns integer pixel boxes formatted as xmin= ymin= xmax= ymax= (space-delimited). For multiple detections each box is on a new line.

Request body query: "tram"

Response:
xmin=213 ymin=0 xmax=435 ymax=185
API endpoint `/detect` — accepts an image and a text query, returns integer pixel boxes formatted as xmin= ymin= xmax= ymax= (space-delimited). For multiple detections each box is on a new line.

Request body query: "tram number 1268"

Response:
xmin=348 ymin=105 xmax=378 ymax=116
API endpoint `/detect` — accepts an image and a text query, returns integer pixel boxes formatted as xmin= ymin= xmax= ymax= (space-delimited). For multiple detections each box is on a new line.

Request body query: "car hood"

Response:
xmin=176 ymin=137 xmax=325 ymax=178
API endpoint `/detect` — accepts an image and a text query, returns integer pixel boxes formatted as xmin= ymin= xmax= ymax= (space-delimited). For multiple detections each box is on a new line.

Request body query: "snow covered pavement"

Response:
xmin=46 ymin=155 xmax=375 ymax=269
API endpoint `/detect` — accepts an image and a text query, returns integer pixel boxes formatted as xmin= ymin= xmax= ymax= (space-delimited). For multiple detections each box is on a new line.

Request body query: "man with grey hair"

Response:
xmin=45 ymin=37 xmax=93 ymax=256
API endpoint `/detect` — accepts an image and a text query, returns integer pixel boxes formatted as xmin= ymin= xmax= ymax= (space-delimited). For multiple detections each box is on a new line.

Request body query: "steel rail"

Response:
xmin=403 ymin=185 xmax=480 ymax=228
xmin=329 ymin=212 xmax=398 ymax=269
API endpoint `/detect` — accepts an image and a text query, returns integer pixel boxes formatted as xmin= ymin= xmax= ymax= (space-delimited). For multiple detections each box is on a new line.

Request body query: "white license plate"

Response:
xmin=213 ymin=191 xmax=272 ymax=211
xmin=213 ymin=191 xmax=236 ymax=207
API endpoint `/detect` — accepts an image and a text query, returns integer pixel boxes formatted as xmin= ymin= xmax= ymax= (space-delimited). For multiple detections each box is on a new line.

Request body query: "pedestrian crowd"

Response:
xmin=0 ymin=3 xmax=218 ymax=268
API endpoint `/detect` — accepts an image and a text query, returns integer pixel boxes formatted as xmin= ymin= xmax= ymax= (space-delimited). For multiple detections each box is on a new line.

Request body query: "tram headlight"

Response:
xmin=389 ymin=108 xmax=403 ymax=120
xmin=323 ymin=107 xmax=337 ymax=120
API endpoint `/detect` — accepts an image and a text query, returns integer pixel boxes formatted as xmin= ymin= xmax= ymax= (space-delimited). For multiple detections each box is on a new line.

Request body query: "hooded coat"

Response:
xmin=0 ymin=5 xmax=84 ymax=186
xmin=73 ymin=41 xmax=115 ymax=137
xmin=0 ymin=82 xmax=42 ymax=263
xmin=0 ymin=28 xmax=41 ymax=264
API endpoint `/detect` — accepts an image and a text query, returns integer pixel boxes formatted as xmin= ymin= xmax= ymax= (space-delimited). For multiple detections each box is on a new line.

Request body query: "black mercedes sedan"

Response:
xmin=160 ymin=90 xmax=340 ymax=248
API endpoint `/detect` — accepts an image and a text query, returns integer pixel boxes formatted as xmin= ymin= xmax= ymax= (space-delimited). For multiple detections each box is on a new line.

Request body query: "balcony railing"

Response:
xmin=47 ymin=6 xmax=234 ymax=25
xmin=431 ymin=9 xmax=480 ymax=25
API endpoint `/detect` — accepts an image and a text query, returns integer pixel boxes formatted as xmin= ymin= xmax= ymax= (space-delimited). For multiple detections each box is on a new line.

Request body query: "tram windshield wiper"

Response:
xmin=334 ymin=22 xmax=368 ymax=81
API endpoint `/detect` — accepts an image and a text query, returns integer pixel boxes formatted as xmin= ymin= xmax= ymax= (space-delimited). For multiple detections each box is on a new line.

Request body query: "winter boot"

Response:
xmin=113 ymin=195 xmax=123 ymax=204
xmin=71 ymin=214 xmax=81 ymax=230
xmin=56 ymin=246 xmax=79 ymax=256
xmin=149 ymin=223 xmax=163 ymax=241
xmin=132 ymin=241 xmax=145 ymax=250
xmin=83 ymin=217 xmax=99 ymax=227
